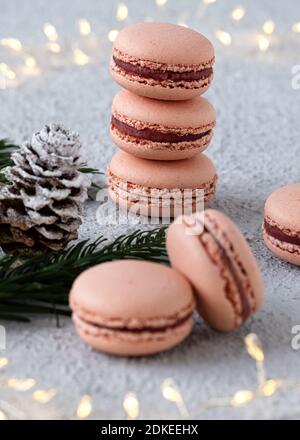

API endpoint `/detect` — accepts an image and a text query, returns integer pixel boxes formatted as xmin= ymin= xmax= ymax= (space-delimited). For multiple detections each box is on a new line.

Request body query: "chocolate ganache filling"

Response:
xmin=79 ymin=312 xmax=193 ymax=333
xmin=264 ymin=220 xmax=300 ymax=246
xmin=113 ymin=56 xmax=213 ymax=82
xmin=203 ymin=224 xmax=251 ymax=322
xmin=111 ymin=116 xmax=211 ymax=144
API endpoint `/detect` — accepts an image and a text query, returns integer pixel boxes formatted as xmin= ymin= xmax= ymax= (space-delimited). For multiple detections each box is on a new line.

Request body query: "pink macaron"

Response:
xmin=107 ymin=151 xmax=218 ymax=218
xmin=167 ymin=210 xmax=264 ymax=332
xmin=263 ymin=183 xmax=300 ymax=266
xmin=110 ymin=22 xmax=215 ymax=101
xmin=70 ymin=260 xmax=195 ymax=356
xmin=111 ymin=90 xmax=216 ymax=161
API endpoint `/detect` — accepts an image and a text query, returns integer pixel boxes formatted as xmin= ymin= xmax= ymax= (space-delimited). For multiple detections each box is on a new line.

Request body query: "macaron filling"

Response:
xmin=113 ymin=56 xmax=213 ymax=82
xmin=264 ymin=220 xmax=300 ymax=246
xmin=73 ymin=311 xmax=193 ymax=334
xmin=111 ymin=116 xmax=212 ymax=144
xmin=190 ymin=218 xmax=253 ymax=323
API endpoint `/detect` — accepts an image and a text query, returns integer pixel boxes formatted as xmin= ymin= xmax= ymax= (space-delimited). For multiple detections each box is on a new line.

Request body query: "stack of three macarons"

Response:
xmin=107 ymin=22 xmax=218 ymax=217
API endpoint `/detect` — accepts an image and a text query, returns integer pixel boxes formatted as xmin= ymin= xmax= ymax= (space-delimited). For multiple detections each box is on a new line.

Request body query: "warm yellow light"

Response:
xmin=43 ymin=23 xmax=58 ymax=42
xmin=123 ymin=392 xmax=139 ymax=419
xmin=215 ymin=30 xmax=232 ymax=46
xmin=116 ymin=3 xmax=128 ymax=21
xmin=78 ymin=18 xmax=91 ymax=36
xmin=245 ymin=333 xmax=264 ymax=361
xmin=0 ymin=410 xmax=7 ymax=420
xmin=263 ymin=20 xmax=275 ymax=35
xmin=7 ymin=377 xmax=36 ymax=392
xmin=0 ymin=63 xmax=16 ymax=80
xmin=108 ymin=29 xmax=119 ymax=42
xmin=259 ymin=379 xmax=282 ymax=397
xmin=161 ymin=378 xmax=182 ymax=403
xmin=32 ymin=389 xmax=57 ymax=404
xmin=203 ymin=0 xmax=216 ymax=4
xmin=47 ymin=42 xmax=61 ymax=53
xmin=0 ymin=357 xmax=8 ymax=368
xmin=0 ymin=38 xmax=23 ymax=51
xmin=155 ymin=0 xmax=168 ymax=6
xmin=25 ymin=56 xmax=37 ymax=68
xmin=73 ymin=48 xmax=91 ymax=65
xmin=256 ymin=34 xmax=270 ymax=52
xmin=77 ymin=395 xmax=92 ymax=419
xmin=231 ymin=6 xmax=245 ymax=21
xmin=292 ymin=22 xmax=300 ymax=33
xmin=230 ymin=390 xmax=254 ymax=407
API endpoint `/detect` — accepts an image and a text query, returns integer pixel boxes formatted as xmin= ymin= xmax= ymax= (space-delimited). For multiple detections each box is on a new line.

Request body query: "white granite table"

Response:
xmin=1 ymin=0 xmax=300 ymax=420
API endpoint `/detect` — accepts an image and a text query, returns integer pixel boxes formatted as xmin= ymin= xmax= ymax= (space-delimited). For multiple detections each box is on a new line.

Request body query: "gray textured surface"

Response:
xmin=1 ymin=0 xmax=300 ymax=420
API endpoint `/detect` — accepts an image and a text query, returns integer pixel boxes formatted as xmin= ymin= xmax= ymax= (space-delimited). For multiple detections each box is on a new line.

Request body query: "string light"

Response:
xmin=256 ymin=34 xmax=270 ymax=52
xmin=24 ymin=55 xmax=37 ymax=69
xmin=244 ymin=333 xmax=266 ymax=386
xmin=32 ymin=389 xmax=57 ymax=404
xmin=0 ymin=63 xmax=16 ymax=80
xmin=292 ymin=22 xmax=300 ymax=33
xmin=161 ymin=378 xmax=189 ymax=418
xmin=230 ymin=390 xmax=254 ymax=407
xmin=215 ymin=30 xmax=232 ymax=46
xmin=108 ymin=29 xmax=119 ymax=43
xmin=0 ymin=358 xmax=8 ymax=369
xmin=155 ymin=0 xmax=168 ymax=6
xmin=78 ymin=19 xmax=91 ymax=36
xmin=43 ymin=23 xmax=58 ymax=42
xmin=231 ymin=6 xmax=245 ymax=21
xmin=123 ymin=392 xmax=140 ymax=419
xmin=116 ymin=3 xmax=129 ymax=21
xmin=259 ymin=379 xmax=282 ymax=397
xmin=76 ymin=395 xmax=92 ymax=419
xmin=7 ymin=378 xmax=36 ymax=392
xmin=263 ymin=20 xmax=275 ymax=35
xmin=73 ymin=48 xmax=91 ymax=65
xmin=0 ymin=38 xmax=23 ymax=51
xmin=47 ymin=42 xmax=61 ymax=53
xmin=203 ymin=0 xmax=216 ymax=4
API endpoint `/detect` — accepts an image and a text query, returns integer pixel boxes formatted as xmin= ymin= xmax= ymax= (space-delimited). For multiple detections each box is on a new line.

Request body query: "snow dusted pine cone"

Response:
xmin=0 ymin=124 xmax=91 ymax=253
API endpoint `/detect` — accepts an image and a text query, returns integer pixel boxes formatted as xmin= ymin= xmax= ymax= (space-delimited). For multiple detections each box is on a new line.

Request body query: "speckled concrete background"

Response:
xmin=1 ymin=0 xmax=300 ymax=420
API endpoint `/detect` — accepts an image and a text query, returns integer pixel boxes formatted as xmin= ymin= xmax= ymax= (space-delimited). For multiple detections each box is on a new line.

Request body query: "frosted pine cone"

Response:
xmin=0 ymin=124 xmax=91 ymax=253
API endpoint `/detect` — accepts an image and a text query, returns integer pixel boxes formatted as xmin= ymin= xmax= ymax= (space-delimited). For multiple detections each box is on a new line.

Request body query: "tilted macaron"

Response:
xmin=111 ymin=90 xmax=216 ymax=161
xmin=110 ymin=22 xmax=215 ymax=101
xmin=167 ymin=210 xmax=264 ymax=332
xmin=107 ymin=151 xmax=217 ymax=218
xmin=263 ymin=183 xmax=300 ymax=266
xmin=70 ymin=260 xmax=196 ymax=356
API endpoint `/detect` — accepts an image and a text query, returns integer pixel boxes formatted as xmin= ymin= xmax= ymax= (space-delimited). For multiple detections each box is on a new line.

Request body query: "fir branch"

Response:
xmin=0 ymin=228 xmax=168 ymax=322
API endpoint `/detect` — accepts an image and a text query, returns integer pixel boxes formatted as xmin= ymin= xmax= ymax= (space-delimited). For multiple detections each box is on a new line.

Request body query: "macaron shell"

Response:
xmin=112 ymin=90 xmax=216 ymax=131
xmin=70 ymin=260 xmax=195 ymax=327
xmin=113 ymin=22 xmax=214 ymax=66
xmin=72 ymin=313 xmax=193 ymax=356
xmin=263 ymin=229 xmax=300 ymax=266
xmin=108 ymin=151 xmax=217 ymax=189
xmin=110 ymin=65 xmax=211 ymax=100
xmin=110 ymin=125 xmax=212 ymax=160
xmin=167 ymin=210 xmax=264 ymax=332
xmin=264 ymin=184 xmax=300 ymax=231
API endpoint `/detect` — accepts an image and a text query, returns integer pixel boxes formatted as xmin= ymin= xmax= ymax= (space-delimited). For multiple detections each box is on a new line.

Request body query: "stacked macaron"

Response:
xmin=107 ymin=22 xmax=217 ymax=217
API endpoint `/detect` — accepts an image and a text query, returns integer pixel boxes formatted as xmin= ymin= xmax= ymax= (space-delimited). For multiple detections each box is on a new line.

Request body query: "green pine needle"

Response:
xmin=0 ymin=228 xmax=168 ymax=322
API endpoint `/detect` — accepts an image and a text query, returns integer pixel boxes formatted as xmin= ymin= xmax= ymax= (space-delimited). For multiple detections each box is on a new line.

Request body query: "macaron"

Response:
xmin=111 ymin=90 xmax=216 ymax=161
xmin=70 ymin=260 xmax=196 ymax=356
xmin=263 ymin=183 xmax=300 ymax=266
xmin=167 ymin=210 xmax=264 ymax=332
xmin=110 ymin=22 xmax=215 ymax=101
xmin=107 ymin=151 xmax=217 ymax=218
